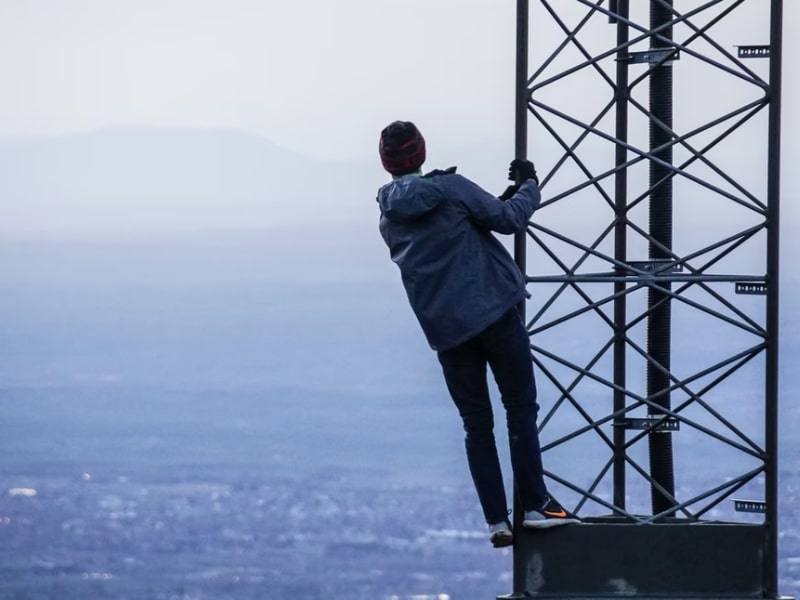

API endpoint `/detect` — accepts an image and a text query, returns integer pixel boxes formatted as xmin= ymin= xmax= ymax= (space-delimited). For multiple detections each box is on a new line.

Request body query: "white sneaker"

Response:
xmin=488 ymin=520 xmax=513 ymax=547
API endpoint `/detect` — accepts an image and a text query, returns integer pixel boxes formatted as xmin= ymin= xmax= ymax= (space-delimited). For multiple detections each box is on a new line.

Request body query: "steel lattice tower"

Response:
xmin=505 ymin=1 xmax=785 ymax=598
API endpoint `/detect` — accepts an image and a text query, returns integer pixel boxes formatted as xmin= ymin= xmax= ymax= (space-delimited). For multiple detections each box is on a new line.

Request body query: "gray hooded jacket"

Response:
xmin=377 ymin=171 xmax=541 ymax=351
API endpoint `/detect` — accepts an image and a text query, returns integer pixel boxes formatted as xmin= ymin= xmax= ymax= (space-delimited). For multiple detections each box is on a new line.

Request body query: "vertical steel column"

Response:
xmin=512 ymin=2 xmax=529 ymax=597
xmin=764 ymin=1 xmax=783 ymax=595
xmin=514 ymin=0 xmax=530 ymax=280
xmin=646 ymin=0 xmax=677 ymax=515
xmin=612 ymin=0 xmax=630 ymax=512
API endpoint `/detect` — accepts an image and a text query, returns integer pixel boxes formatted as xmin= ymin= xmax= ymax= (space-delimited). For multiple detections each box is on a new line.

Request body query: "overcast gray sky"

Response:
xmin=0 ymin=0 xmax=796 ymax=238
xmin=0 ymin=2 xmax=793 ymax=161
xmin=0 ymin=1 xmax=520 ymax=161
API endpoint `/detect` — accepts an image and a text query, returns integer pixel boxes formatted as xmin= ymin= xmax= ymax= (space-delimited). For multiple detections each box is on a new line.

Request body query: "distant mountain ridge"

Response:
xmin=0 ymin=127 xmax=386 ymax=237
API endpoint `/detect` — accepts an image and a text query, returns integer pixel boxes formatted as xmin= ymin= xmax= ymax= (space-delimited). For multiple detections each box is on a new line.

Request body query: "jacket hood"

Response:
xmin=377 ymin=175 xmax=444 ymax=223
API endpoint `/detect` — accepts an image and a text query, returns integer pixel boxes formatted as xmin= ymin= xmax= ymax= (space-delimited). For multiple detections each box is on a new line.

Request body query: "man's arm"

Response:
xmin=452 ymin=176 xmax=541 ymax=235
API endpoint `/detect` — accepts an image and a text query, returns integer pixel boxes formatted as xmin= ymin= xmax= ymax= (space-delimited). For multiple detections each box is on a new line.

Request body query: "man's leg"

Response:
xmin=437 ymin=338 xmax=509 ymax=525
xmin=482 ymin=309 xmax=548 ymax=512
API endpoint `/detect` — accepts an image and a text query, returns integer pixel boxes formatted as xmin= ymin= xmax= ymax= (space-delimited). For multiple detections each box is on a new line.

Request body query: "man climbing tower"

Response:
xmin=375 ymin=120 xmax=580 ymax=548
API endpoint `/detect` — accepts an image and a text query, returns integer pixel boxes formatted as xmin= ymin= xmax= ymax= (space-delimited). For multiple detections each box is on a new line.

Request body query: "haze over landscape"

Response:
xmin=1 ymin=125 xmax=799 ymax=599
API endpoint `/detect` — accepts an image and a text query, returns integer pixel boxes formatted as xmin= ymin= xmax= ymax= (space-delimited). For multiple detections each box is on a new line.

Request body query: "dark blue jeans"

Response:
xmin=437 ymin=308 xmax=548 ymax=525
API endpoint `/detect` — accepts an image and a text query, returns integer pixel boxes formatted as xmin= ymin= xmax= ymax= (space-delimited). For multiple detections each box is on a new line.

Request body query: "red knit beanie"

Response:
xmin=379 ymin=121 xmax=426 ymax=176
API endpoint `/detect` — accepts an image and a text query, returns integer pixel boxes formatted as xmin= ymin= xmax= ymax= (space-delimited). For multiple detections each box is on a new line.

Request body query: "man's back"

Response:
xmin=377 ymin=171 xmax=540 ymax=351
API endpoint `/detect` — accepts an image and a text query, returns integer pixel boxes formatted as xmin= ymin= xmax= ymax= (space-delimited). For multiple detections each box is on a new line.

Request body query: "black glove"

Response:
xmin=498 ymin=184 xmax=519 ymax=201
xmin=508 ymin=158 xmax=538 ymax=185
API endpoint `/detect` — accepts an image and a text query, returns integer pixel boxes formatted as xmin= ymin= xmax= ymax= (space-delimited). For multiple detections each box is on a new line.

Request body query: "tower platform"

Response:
xmin=499 ymin=517 xmax=768 ymax=599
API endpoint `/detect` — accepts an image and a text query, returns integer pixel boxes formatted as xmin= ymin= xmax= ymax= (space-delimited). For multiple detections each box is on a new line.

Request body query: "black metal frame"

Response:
xmin=511 ymin=0 xmax=783 ymax=596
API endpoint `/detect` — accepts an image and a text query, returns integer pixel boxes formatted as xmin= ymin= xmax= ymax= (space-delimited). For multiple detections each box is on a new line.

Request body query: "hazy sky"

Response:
xmin=0 ymin=1 xmax=521 ymax=161
xmin=0 ymin=0 xmax=796 ymax=244
xmin=1 ymin=1 xmax=794 ymax=163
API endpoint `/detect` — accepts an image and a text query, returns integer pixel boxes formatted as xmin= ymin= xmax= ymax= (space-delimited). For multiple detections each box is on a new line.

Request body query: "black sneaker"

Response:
xmin=522 ymin=496 xmax=581 ymax=529
xmin=488 ymin=519 xmax=513 ymax=547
